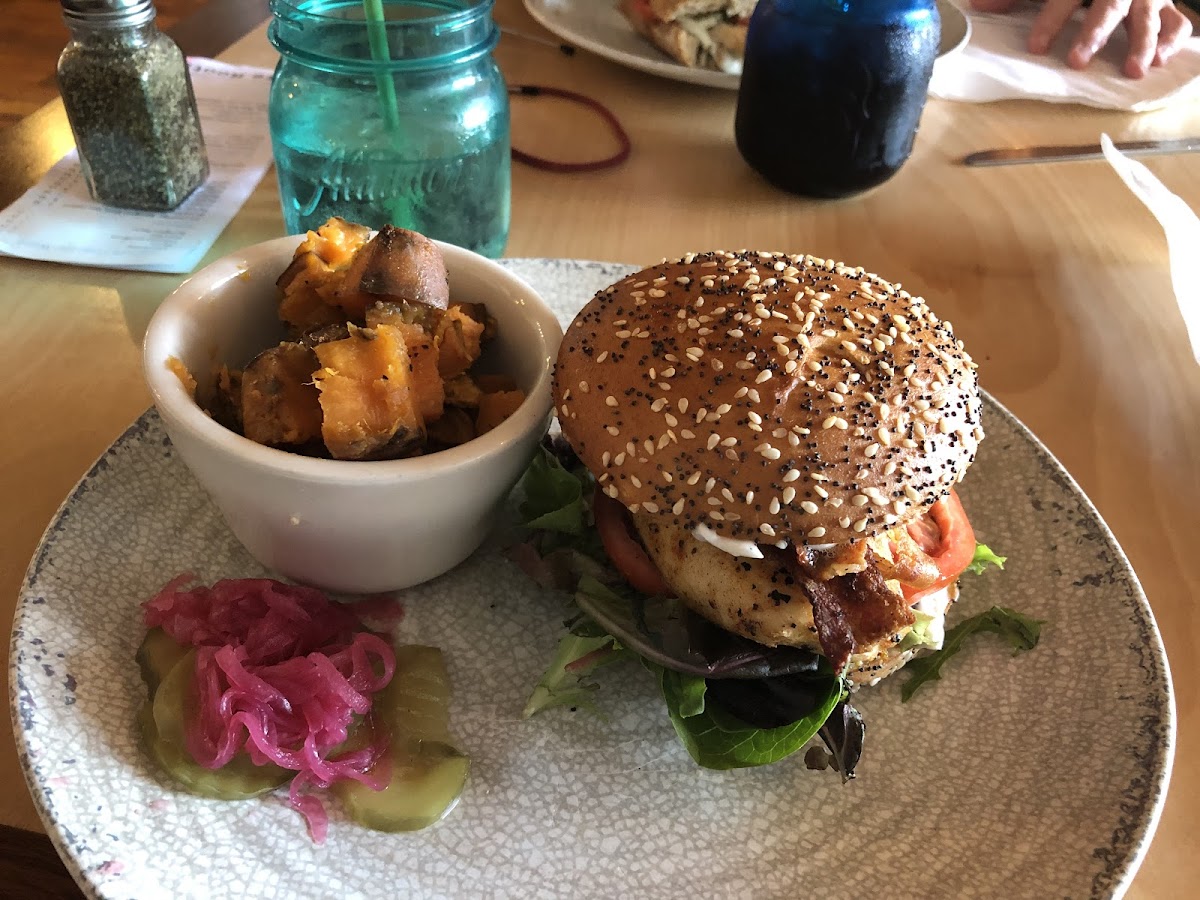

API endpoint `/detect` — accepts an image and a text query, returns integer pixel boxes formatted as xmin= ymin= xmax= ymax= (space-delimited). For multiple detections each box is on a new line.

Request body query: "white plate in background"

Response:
xmin=522 ymin=0 xmax=972 ymax=90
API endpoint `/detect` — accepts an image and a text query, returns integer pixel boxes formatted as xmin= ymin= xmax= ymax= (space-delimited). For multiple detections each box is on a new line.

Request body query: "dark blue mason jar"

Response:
xmin=734 ymin=0 xmax=940 ymax=199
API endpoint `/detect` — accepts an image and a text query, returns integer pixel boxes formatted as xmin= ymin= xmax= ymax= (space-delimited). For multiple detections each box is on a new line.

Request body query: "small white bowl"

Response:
xmin=143 ymin=236 xmax=562 ymax=594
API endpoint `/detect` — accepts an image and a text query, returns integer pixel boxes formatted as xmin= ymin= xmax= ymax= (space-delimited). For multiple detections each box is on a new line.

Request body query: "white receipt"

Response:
xmin=0 ymin=57 xmax=275 ymax=274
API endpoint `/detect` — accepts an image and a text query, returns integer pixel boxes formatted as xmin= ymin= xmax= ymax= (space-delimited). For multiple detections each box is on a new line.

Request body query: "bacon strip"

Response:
xmin=805 ymin=581 xmax=856 ymax=673
xmin=875 ymin=525 xmax=941 ymax=589
xmin=790 ymin=548 xmax=916 ymax=672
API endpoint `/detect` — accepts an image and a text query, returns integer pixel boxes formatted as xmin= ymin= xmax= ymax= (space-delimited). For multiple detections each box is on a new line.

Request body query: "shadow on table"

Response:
xmin=0 ymin=825 xmax=85 ymax=899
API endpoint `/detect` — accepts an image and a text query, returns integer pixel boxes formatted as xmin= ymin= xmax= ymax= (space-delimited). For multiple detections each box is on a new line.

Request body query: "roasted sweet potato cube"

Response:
xmin=455 ymin=301 xmax=496 ymax=341
xmin=276 ymin=251 xmax=346 ymax=333
xmin=277 ymin=218 xmax=372 ymax=332
xmin=426 ymin=406 xmax=476 ymax=449
xmin=312 ymin=324 xmax=426 ymax=460
xmin=299 ymin=323 xmax=351 ymax=348
xmin=297 ymin=216 xmax=373 ymax=268
xmin=365 ymin=299 xmax=443 ymax=334
xmin=330 ymin=226 xmax=450 ymax=321
xmin=476 ymin=390 xmax=526 ymax=435
xmin=240 ymin=343 xmax=323 ymax=447
xmin=166 ymin=356 xmax=197 ymax=398
xmin=399 ymin=327 xmax=444 ymax=424
xmin=206 ymin=364 xmax=244 ymax=435
xmin=362 ymin=303 xmax=444 ymax=423
xmin=443 ymin=373 xmax=483 ymax=408
xmin=436 ymin=305 xmax=487 ymax=378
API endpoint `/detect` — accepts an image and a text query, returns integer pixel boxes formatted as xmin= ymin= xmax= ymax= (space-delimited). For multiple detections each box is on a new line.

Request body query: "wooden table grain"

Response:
xmin=1 ymin=1 xmax=1198 ymax=897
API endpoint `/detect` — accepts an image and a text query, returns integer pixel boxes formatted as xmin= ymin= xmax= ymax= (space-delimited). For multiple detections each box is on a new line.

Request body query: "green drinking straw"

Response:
xmin=361 ymin=0 xmax=401 ymax=132
xmin=360 ymin=0 xmax=414 ymax=226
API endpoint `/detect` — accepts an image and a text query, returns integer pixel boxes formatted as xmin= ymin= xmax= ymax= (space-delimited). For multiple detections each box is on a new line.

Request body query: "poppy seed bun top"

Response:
xmin=553 ymin=251 xmax=984 ymax=547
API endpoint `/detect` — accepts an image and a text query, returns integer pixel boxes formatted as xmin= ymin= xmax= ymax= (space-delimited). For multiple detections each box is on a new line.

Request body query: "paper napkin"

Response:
xmin=1100 ymin=134 xmax=1200 ymax=362
xmin=0 ymin=58 xmax=275 ymax=274
xmin=929 ymin=0 xmax=1200 ymax=110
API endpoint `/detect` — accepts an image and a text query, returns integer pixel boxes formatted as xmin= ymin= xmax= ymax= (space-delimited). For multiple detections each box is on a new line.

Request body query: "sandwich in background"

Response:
xmin=618 ymin=0 xmax=756 ymax=73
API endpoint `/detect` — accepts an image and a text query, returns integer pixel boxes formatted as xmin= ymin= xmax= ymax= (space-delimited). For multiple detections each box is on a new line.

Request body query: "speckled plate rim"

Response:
xmin=10 ymin=415 xmax=127 ymax=900
xmin=8 ymin=258 xmax=1176 ymax=900
xmin=986 ymin=399 xmax=1178 ymax=899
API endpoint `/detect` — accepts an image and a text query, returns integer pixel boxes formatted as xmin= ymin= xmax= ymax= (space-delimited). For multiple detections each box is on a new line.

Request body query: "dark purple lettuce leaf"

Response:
xmin=818 ymin=701 xmax=865 ymax=782
xmin=504 ymin=540 xmax=612 ymax=593
xmin=704 ymin=666 xmax=840 ymax=729
xmin=574 ymin=577 xmax=822 ymax=680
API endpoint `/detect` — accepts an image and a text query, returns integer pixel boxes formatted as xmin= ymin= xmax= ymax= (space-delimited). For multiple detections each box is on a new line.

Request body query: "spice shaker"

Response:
xmin=56 ymin=0 xmax=209 ymax=211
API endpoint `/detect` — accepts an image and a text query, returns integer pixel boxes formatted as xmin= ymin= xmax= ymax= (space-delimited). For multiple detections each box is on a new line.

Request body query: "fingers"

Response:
xmin=1029 ymin=0 xmax=1085 ymax=54
xmin=1067 ymin=0 xmax=1133 ymax=69
xmin=1153 ymin=6 xmax=1194 ymax=68
xmin=1121 ymin=0 xmax=1161 ymax=77
xmin=1025 ymin=0 xmax=1191 ymax=77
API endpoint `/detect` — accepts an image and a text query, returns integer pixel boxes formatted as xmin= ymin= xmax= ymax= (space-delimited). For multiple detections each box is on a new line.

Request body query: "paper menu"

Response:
xmin=0 ymin=58 xmax=276 ymax=275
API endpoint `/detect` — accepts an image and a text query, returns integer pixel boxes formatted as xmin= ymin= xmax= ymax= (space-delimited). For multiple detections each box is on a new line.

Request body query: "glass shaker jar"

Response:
xmin=735 ymin=0 xmax=940 ymax=199
xmin=56 ymin=0 xmax=209 ymax=211
xmin=268 ymin=0 xmax=511 ymax=258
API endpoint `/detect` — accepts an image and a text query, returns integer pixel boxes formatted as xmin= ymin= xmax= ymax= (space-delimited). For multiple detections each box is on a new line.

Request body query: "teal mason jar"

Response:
xmin=268 ymin=0 xmax=510 ymax=257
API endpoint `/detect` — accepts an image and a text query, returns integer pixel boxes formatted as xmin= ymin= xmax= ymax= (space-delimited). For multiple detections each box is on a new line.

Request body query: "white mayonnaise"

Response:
xmin=692 ymin=529 xmax=839 ymax=560
xmin=692 ymin=524 xmax=764 ymax=559
xmin=913 ymin=586 xmax=954 ymax=650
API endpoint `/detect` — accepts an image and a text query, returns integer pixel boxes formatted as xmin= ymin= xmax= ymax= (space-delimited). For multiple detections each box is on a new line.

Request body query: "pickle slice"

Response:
xmin=336 ymin=645 xmax=470 ymax=831
xmin=385 ymin=644 xmax=455 ymax=743
xmin=338 ymin=738 xmax=470 ymax=832
xmin=136 ymin=627 xmax=189 ymax=698
xmin=143 ymin=648 xmax=290 ymax=800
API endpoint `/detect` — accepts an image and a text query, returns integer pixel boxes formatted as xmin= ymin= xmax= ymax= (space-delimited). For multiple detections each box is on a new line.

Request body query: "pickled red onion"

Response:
xmin=143 ymin=576 xmax=396 ymax=842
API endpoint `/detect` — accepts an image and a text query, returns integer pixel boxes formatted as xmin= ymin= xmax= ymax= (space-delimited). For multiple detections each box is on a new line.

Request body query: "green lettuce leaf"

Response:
xmin=901 ymin=606 xmax=1043 ymax=702
xmin=517 ymin=446 xmax=586 ymax=535
xmin=661 ymin=668 xmax=707 ymax=719
xmin=966 ymin=543 xmax=1007 ymax=575
xmin=896 ymin=608 xmax=939 ymax=652
xmin=521 ymin=617 xmax=627 ymax=718
xmin=649 ymin=663 xmax=847 ymax=770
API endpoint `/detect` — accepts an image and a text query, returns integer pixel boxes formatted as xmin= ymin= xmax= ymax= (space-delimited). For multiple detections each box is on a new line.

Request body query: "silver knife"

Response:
xmin=963 ymin=136 xmax=1200 ymax=167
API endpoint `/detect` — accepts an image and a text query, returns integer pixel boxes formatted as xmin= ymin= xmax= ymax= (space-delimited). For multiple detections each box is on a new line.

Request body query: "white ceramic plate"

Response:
xmin=12 ymin=259 xmax=1172 ymax=899
xmin=522 ymin=0 xmax=972 ymax=91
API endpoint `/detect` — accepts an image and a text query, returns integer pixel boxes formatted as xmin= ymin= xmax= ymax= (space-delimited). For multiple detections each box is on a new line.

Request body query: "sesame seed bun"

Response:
xmin=553 ymin=250 xmax=984 ymax=547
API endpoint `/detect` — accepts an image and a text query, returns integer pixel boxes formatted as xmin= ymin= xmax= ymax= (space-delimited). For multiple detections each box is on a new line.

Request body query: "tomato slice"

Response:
xmin=592 ymin=487 xmax=672 ymax=597
xmin=626 ymin=0 xmax=659 ymax=25
xmin=899 ymin=489 xmax=977 ymax=604
xmin=592 ymin=484 xmax=973 ymax=605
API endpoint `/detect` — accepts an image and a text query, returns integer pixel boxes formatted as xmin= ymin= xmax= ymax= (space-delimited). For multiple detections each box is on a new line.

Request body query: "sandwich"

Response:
xmin=512 ymin=251 xmax=1026 ymax=774
xmin=618 ymin=0 xmax=756 ymax=74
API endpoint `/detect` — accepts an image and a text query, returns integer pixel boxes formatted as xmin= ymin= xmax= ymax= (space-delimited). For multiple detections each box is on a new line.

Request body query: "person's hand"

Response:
xmin=970 ymin=0 xmax=1194 ymax=78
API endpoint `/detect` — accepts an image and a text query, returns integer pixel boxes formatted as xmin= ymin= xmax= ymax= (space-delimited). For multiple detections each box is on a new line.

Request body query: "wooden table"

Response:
xmin=2 ymin=1 xmax=1198 ymax=896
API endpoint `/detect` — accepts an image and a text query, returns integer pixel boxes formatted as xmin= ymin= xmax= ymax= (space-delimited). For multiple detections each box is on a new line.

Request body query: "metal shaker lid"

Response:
xmin=60 ymin=0 xmax=157 ymax=26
